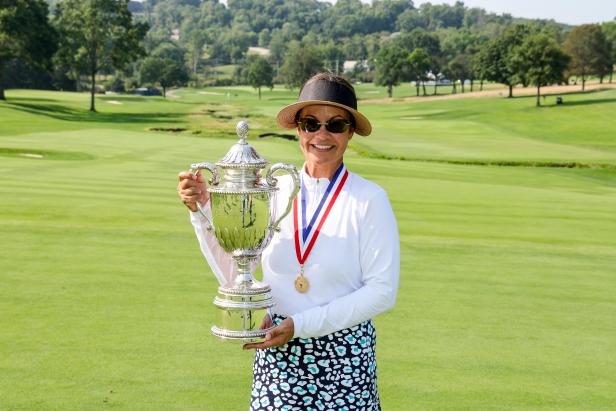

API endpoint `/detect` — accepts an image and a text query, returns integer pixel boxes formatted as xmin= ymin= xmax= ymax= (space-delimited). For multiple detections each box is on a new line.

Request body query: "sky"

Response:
xmin=410 ymin=0 xmax=615 ymax=25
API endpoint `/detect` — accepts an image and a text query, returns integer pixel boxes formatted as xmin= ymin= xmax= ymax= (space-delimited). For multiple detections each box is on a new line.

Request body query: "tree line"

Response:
xmin=1 ymin=0 xmax=615 ymax=110
xmin=374 ymin=23 xmax=614 ymax=106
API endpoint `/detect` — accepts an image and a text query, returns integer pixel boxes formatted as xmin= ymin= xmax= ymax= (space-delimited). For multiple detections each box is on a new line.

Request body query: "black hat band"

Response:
xmin=298 ymin=80 xmax=357 ymax=110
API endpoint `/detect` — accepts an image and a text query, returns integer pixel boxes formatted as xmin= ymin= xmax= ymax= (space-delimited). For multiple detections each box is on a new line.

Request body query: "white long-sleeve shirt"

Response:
xmin=190 ymin=166 xmax=400 ymax=339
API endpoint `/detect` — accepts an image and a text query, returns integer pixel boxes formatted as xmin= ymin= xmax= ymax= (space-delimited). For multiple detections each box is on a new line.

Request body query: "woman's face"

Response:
xmin=297 ymin=105 xmax=354 ymax=175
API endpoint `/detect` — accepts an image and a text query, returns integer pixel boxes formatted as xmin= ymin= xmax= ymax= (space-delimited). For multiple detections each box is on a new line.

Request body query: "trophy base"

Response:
xmin=211 ymin=325 xmax=276 ymax=343
xmin=211 ymin=278 xmax=276 ymax=343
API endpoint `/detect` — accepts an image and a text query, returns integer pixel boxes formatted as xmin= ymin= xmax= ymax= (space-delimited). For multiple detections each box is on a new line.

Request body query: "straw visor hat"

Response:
xmin=276 ymin=77 xmax=372 ymax=136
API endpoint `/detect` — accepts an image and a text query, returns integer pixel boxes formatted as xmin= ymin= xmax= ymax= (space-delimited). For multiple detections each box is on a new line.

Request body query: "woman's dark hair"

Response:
xmin=295 ymin=72 xmax=357 ymax=127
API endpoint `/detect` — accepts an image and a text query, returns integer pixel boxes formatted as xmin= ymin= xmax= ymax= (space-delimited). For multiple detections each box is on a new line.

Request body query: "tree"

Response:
xmin=443 ymin=54 xmax=472 ymax=94
xmin=565 ymin=24 xmax=612 ymax=91
xmin=186 ymin=30 xmax=208 ymax=82
xmin=513 ymin=34 xmax=569 ymax=107
xmin=151 ymin=0 xmax=194 ymax=29
xmin=258 ymin=28 xmax=271 ymax=47
xmin=212 ymin=26 xmax=255 ymax=64
xmin=601 ymin=22 xmax=616 ymax=83
xmin=406 ymin=48 xmax=430 ymax=96
xmin=395 ymin=28 xmax=441 ymax=56
xmin=394 ymin=28 xmax=442 ymax=94
xmin=247 ymin=57 xmax=273 ymax=99
xmin=481 ymin=25 xmax=530 ymax=98
xmin=54 ymin=0 xmax=148 ymax=112
xmin=368 ymin=0 xmax=413 ymax=33
xmin=151 ymin=42 xmax=186 ymax=65
xmin=440 ymin=28 xmax=487 ymax=91
xmin=375 ymin=42 xmax=408 ymax=98
xmin=268 ymin=29 xmax=287 ymax=72
xmin=472 ymin=51 xmax=487 ymax=91
xmin=419 ymin=1 xmax=465 ymax=30
xmin=139 ymin=56 xmax=189 ymax=98
xmin=0 ymin=0 xmax=57 ymax=100
xmin=279 ymin=43 xmax=323 ymax=89
xmin=321 ymin=0 xmax=369 ymax=38
xmin=321 ymin=41 xmax=345 ymax=75
xmin=477 ymin=24 xmax=532 ymax=98
xmin=396 ymin=9 xmax=429 ymax=31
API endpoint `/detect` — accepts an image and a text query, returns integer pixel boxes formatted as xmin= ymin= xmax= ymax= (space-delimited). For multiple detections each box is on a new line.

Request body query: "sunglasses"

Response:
xmin=297 ymin=117 xmax=351 ymax=134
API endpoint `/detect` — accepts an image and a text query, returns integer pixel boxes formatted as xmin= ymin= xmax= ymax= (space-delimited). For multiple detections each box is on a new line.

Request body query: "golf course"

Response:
xmin=1 ymin=83 xmax=615 ymax=409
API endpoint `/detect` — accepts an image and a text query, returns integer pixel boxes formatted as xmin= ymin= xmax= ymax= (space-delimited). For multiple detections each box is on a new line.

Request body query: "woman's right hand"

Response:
xmin=177 ymin=171 xmax=209 ymax=212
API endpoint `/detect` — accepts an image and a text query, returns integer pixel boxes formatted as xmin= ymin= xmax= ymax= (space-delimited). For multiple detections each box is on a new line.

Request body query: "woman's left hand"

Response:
xmin=243 ymin=318 xmax=294 ymax=350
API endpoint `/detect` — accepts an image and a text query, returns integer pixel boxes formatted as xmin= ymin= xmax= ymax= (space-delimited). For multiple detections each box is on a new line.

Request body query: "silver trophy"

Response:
xmin=190 ymin=121 xmax=299 ymax=342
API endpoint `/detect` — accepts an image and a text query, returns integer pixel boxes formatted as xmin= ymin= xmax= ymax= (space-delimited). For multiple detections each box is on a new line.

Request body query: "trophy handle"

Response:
xmin=189 ymin=162 xmax=220 ymax=231
xmin=266 ymin=163 xmax=299 ymax=232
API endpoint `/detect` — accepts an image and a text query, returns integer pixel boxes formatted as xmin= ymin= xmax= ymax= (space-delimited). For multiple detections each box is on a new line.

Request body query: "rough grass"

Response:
xmin=1 ymin=86 xmax=615 ymax=410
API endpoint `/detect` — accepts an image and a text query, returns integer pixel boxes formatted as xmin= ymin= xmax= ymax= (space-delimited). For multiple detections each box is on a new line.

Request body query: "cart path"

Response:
xmin=361 ymin=82 xmax=616 ymax=104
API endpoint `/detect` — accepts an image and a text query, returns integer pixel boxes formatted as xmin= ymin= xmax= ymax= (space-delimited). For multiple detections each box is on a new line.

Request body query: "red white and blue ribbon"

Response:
xmin=293 ymin=163 xmax=349 ymax=266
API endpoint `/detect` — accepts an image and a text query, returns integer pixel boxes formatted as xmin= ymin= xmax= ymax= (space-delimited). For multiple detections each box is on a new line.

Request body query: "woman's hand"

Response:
xmin=243 ymin=318 xmax=294 ymax=350
xmin=177 ymin=171 xmax=209 ymax=212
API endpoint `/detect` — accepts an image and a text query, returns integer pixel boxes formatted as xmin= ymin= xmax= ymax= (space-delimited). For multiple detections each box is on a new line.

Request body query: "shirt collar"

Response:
xmin=300 ymin=163 xmax=331 ymax=188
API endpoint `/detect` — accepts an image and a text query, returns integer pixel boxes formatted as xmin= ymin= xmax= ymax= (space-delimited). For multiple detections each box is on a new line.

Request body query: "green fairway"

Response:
xmin=1 ymin=86 xmax=615 ymax=410
xmin=358 ymin=89 xmax=616 ymax=165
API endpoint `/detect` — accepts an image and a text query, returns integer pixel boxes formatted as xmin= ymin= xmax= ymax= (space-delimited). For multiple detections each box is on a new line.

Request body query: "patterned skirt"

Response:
xmin=250 ymin=315 xmax=380 ymax=411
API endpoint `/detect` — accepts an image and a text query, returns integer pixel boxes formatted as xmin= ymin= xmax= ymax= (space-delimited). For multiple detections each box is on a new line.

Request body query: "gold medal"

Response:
xmin=294 ymin=264 xmax=309 ymax=293
xmin=295 ymin=274 xmax=309 ymax=293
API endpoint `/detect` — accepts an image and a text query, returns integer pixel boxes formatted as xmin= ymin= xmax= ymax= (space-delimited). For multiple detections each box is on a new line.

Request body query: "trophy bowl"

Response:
xmin=190 ymin=121 xmax=299 ymax=343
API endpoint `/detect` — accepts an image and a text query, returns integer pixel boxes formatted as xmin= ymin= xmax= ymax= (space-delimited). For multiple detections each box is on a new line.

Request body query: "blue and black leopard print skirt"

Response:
xmin=250 ymin=315 xmax=380 ymax=411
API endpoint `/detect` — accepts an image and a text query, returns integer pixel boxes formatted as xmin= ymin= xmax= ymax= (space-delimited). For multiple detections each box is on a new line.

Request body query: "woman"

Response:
xmin=178 ymin=73 xmax=399 ymax=410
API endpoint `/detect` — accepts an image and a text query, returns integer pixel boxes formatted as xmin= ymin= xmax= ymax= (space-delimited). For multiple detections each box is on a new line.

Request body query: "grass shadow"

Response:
xmin=266 ymin=97 xmax=296 ymax=101
xmin=396 ymin=110 xmax=482 ymax=121
xmin=520 ymin=88 xmax=616 ymax=107
xmin=2 ymin=96 xmax=60 ymax=103
xmin=545 ymin=98 xmax=616 ymax=108
xmin=548 ymin=87 xmax=616 ymax=96
xmin=5 ymin=101 xmax=186 ymax=125
xmin=99 ymin=95 xmax=198 ymax=106
xmin=99 ymin=96 xmax=158 ymax=102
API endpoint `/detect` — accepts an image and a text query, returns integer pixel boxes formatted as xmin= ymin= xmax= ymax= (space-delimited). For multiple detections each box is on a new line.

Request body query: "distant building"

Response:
xmin=343 ymin=60 xmax=368 ymax=73
xmin=171 ymin=29 xmax=180 ymax=41
xmin=247 ymin=47 xmax=270 ymax=57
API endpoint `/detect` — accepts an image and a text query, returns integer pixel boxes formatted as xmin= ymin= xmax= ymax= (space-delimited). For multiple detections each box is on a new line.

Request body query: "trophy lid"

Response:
xmin=216 ymin=121 xmax=268 ymax=169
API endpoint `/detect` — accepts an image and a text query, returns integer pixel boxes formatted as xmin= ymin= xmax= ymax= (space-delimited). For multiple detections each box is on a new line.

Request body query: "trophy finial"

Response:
xmin=236 ymin=121 xmax=249 ymax=143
